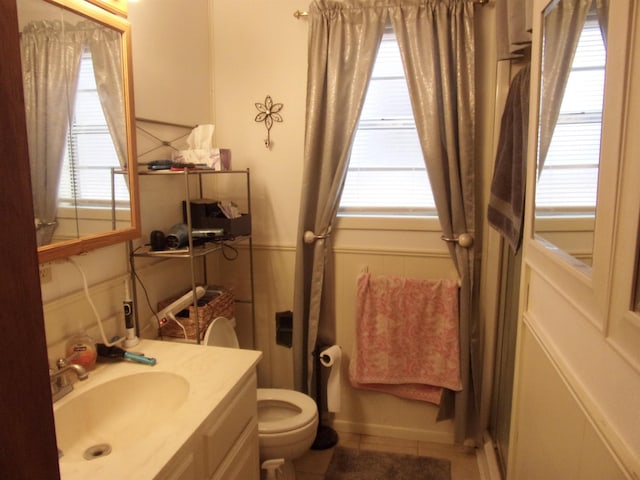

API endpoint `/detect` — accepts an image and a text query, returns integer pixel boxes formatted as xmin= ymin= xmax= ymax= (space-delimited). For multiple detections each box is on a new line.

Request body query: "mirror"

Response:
xmin=534 ymin=0 xmax=608 ymax=268
xmin=16 ymin=0 xmax=139 ymax=263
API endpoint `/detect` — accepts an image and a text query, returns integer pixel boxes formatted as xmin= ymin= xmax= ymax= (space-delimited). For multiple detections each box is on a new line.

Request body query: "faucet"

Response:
xmin=50 ymin=357 xmax=88 ymax=403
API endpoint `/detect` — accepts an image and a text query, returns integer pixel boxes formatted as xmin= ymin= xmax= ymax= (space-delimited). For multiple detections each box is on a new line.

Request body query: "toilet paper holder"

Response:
xmin=311 ymin=344 xmax=340 ymax=451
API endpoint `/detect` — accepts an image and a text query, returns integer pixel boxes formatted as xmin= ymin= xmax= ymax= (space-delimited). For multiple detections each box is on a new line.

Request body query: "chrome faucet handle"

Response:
xmin=55 ymin=352 xmax=79 ymax=369
xmin=51 ymin=357 xmax=88 ymax=385
xmin=53 ymin=361 xmax=88 ymax=380
xmin=49 ymin=359 xmax=88 ymax=403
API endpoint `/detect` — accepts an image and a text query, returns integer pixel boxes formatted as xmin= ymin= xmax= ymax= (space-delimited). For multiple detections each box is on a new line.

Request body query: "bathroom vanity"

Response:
xmin=54 ymin=340 xmax=262 ymax=479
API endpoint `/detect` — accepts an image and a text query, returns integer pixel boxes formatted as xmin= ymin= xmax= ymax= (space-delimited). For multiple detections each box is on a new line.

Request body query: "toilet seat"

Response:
xmin=204 ymin=316 xmax=239 ymax=348
xmin=257 ymin=388 xmax=318 ymax=435
xmin=204 ymin=317 xmax=319 ymax=440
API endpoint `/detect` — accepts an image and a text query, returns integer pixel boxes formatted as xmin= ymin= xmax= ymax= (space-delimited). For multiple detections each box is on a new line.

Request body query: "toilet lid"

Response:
xmin=257 ymin=388 xmax=318 ymax=434
xmin=204 ymin=316 xmax=239 ymax=348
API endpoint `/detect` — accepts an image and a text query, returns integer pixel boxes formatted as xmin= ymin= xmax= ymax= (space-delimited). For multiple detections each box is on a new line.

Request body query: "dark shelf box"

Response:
xmin=206 ymin=213 xmax=251 ymax=237
xmin=183 ymin=199 xmax=251 ymax=237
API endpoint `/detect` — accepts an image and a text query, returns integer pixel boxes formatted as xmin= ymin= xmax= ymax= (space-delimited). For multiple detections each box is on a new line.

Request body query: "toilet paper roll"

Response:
xmin=320 ymin=345 xmax=342 ymax=413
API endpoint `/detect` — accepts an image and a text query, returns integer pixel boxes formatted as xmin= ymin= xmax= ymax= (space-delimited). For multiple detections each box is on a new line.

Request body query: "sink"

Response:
xmin=53 ymin=339 xmax=262 ymax=479
xmin=54 ymin=371 xmax=189 ymax=463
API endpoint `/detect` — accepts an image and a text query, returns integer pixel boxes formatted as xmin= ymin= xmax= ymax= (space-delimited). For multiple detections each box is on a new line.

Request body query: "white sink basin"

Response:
xmin=54 ymin=371 xmax=189 ymax=463
xmin=53 ymin=339 xmax=262 ymax=479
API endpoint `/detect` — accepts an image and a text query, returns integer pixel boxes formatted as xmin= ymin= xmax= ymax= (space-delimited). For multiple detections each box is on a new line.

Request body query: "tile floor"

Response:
xmin=293 ymin=431 xmax=481 ymax=479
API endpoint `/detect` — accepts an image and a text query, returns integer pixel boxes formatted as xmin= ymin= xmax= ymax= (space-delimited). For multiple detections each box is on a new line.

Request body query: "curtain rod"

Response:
xmin=293 ymin=0 xmax=488 ymax=18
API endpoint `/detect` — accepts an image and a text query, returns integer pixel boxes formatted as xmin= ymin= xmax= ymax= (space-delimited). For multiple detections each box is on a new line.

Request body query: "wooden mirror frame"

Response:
xmin=35 ymin=0 xmax=140 ymax=264
xmin=85 ymin=0 xmax=127 ymax=18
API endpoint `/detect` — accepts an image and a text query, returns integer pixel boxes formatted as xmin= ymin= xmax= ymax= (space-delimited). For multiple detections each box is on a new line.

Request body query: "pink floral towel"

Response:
xmin=349 ymin=273 xmax=462 ymax=405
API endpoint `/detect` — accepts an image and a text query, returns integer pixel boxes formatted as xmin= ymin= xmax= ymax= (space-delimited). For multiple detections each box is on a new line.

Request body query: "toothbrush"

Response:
xmin=123 ymin=278 xmax=140 ymax=348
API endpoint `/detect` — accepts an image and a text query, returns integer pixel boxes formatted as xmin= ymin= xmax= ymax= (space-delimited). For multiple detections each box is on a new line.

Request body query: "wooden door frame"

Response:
xmin=0 ymin=2 xmax=60 ymax=478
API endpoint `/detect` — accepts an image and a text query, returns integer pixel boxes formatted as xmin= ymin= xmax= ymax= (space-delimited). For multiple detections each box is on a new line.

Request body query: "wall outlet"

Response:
xmin=39 ymin=265 xmax=52 ymax=284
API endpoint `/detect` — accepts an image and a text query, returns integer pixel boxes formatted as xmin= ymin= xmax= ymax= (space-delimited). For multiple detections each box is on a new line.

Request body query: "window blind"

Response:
xmin=536 ymin=17 xmax=606 ymax=212
xmin=58 ymin=49 xmax=128 ymax=206
xmin=339 ymin=31 xmax=434 ymax=216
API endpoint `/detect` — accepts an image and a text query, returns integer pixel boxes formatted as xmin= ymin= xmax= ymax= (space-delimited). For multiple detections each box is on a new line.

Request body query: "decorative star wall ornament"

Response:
xmin=254 ymin=95 xmax=283 ymax=149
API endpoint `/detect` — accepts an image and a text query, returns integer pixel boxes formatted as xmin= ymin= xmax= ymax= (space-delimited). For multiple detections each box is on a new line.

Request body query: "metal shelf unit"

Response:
xmin=128 ymin=168 xmax=255 ymax=346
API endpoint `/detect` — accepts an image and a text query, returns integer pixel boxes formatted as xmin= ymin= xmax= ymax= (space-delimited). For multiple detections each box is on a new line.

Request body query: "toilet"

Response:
xmin=204 ymin=316 xmax=319 ymax=479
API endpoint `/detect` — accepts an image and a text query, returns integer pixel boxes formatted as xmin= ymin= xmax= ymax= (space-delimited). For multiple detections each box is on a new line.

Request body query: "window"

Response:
xmin=339 ymin=29 xmax=435 ymax=217
xmin=58 ymin=49 xmax=129 ymax=207
xmin=536 ymin=15 xmax=606 ymax=213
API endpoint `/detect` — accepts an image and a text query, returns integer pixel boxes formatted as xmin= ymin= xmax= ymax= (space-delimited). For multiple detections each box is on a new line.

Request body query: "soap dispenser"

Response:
xmin=65 ymin=331 xmax=97 ymax=370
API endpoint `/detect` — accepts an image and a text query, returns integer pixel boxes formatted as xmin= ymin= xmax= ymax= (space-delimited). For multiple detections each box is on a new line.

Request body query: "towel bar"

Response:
xmin=303 ymin=229 xmax=331 ymax=243
xmin=440 ymin=233 xmax=474 ymax=248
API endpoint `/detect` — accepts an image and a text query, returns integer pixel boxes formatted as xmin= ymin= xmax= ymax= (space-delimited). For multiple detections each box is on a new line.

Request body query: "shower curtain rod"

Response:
xmin=293 ymin=0 xmax=488 ymax=18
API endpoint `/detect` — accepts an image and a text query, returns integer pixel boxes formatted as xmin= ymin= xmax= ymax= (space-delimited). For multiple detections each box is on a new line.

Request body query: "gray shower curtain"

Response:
xmin=292 ymin=0 xmax=387 ymax=396
xmin=293 ymin=0 xmax=478 ymax=442
xmin=538 ymin=0 xmax=591 ymax=176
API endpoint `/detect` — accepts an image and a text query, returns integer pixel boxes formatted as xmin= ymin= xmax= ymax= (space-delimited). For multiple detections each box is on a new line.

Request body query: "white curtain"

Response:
xmin=20 ymin=21 xmax=83 ymax=246
xmin=294 ymin=0 xmax=478 ymax=442
xmin=85 ymin=22 xmax=128 ymax=169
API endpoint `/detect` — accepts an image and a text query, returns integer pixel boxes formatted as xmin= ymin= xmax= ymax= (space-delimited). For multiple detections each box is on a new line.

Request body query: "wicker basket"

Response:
xmin=158 ymin=287 xmax=234 ymax=341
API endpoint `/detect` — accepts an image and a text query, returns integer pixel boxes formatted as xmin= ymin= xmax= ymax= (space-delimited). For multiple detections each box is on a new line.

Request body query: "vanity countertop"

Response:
xmin=55 ymin=339 xmax=262 ymax=479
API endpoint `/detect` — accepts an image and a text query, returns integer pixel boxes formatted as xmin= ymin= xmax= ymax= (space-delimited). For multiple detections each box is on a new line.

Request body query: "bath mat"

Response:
xmin=325 ymin=446 xmax=451 ymax=480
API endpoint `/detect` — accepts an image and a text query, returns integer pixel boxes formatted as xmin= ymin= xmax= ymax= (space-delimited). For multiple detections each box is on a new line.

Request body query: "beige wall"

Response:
xmin=130 ymin=0 xmax=213 ymax=126
xmin=210 ymin=0 xmax=308 ymax=246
